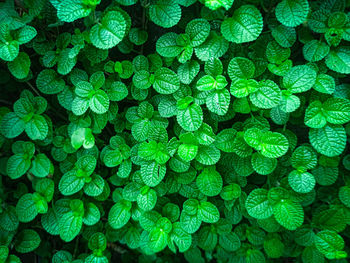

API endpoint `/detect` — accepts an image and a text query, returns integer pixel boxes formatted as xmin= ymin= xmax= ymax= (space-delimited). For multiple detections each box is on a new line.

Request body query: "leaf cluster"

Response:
xmin=0 ymin=0 xmax=350 ymax=262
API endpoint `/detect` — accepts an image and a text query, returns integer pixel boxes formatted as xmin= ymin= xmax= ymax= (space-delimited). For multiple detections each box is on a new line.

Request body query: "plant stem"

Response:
xmin=0 ymin=99 xmax=12 ymax=106
xmin=26 ymin=81 xmax=41 ymax=97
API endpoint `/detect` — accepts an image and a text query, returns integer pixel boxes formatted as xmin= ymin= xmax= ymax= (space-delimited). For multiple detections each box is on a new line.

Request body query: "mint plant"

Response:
xmin=0 ymin=0 xmax=350 ymax=262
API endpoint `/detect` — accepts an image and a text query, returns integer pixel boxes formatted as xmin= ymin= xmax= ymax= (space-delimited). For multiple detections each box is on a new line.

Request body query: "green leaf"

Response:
xmin=15 ymin=26 xmax=37 ymax=43
xmin=0 ymin=24 xmax=25 ymax=61
xmin=36 ymin=69 xmax=65 ymax=94
xmin=196 ymin=167 xmax=223 ymax=197
xmin=156 ymin=32 xmax=182 ymax=58
xmin=83 ymin=202 xmax=101 ymax=226
xmin=194 ymin=32 xmax=229 ymax=61
xmin=25 ymin=115 xmax=48 ymax=140
xmin=221 ymin=5 xmax=263 ymax=44
xmin=133 ymin=70 xmax=152 ymax=90
xmin=0 ymin=112 xmax=25 ymax=139
xmin=141 ymin=161 xmax=166 ymax=187
xmin=178 ymin=143 xmax=198 ymax=162
xmin=304 ymin=100 xmax=327 ymax=128
xmin=108 ymin=200 xmax=131 ymax=229
xmin=139 ymin=211 xmax=161 ymax=232
xmin=71 ymin=127 xmax=95 ymax=150
xmin=16 ymin=193 xmax=38 ymax=223
xmin=137 ymin=187 xmax=157 ymax=211
xmin=325 ymin=46 xmax=350 ymax=74
xmin=259 ymin=131 xmax=289 ymax=159
xmin=57 ymin=0 xmax=94 ymax=22
xmin=57 ymin=49 xmax=77 ymax=75
xmin=198 ymin=201 xmax=220 ymax=223
xmin=323 ymin=98 xmax=350 ymax=125
xmin=58 ymin=212 xmax=83 ymax=242
xmin=7 ymin=153 xmax=31 ymax=179
xmin=266 ymin=41 xmax=291 ymax=64
xmin=264 ymin=237 xmax=284 ymax=258
xmin=7 ymin=52 xmax=30 ymax=79
xmin=0 ymin=206 xmax=19 ymax=232
xmin=58 ymin=171 xmax=85 ymax=196
xmin=170 ymin=222 xmax=192 ymax=252
xmin=196 ymin=75 xmax=227 ymax=91
xmin=288 ymin=170 xmax=315 ymax=193
xmin=273 ymin=200 xmax=304 ymax=230
xmin=309 ymin=124 xmax=346 ymax=157
xmin=283 ymin=65 xmax=317 ymax=93
xmin=177 ymin=60 xmax=200 ymax=84
xmin=313 ymin=74 xmax=335 ymax=94
xmin=139 ymin=141 xmax=169 ymax=164
xmin=230 ymin=79 xmax=259 ymax=98
xmin=206 ymin=89 xmax=230 ymax=116
xmin=149 ymin=227 xmax=168 ymax=252
xmin=90 ymin=11 xmax=126 ymax=49
xmin=303 ymin=40 xmax=330 ymax=62
xmin=203 ymin=0 xmax=233 ymax=10
xmin=244 ymin=128 xmax=263 ymax=149
xmin=195 ymin=144 xmax=220 ymax=165
xmin=339 ymin=186 xmax=350 ymax=208
xmin=302 ymin=247 xmax=325 ymax=263
xmin=149 ymin=0 xmax=181 ymax=28
xmin=30 ymin=153 xmax=51 ymax=178
xmin=315 ymin=230 xmax=347 ymax=260
xmin=15 ymin=229 xmax=41 ymax=253
xmin=214 ymin=129 xmax=236 ymax=153
xmin=114 ymin=0 xmax=138 ymax=5
xmin=250 ymin=80 xmax=282 ymax=109
xmin=204 ymin=58 xmax=223 ymax=76
xmin=76 ymin=155 xmax=97 ymax=175
xmin=108 ymin=81 xmax=128 ymax=101
xmin=103 ymin=148 xmax=123 ymax=167
xmin=90 ymin=90 xmax=109 ymax=114
xmin=220 ymin=184 xmax=241 ymax=201
xmin=72 ymin=96 xmax=89 ymax=115
xmin=84 ymin=174 xmax=105 ymax=197
xmin=180 ymin=212 xmax=201 ymax=234
xmin=177 ymin=103 xmax=203 ymax=132
xmin=88 ymin=232 xmax=107 ymax=251
xmin=271 ymin=24 xmax=296 ymax=48
xmin=279 ymin=92 xmax=300 ymax=112
xmin=246 ymin=189 xmax=273 ymax=219
xmin=275 ymin=0 xmax=309 ymax=27
xmin=153 ymin=68 xmax=180 ymax=94
xmin=131 ymin=119 xmax=152 ymax=141
xmin=186 ymin=18 xmax=211 ymax=47
xmin=291 ymin=145 xmax=317 ymax=171
xmin=0 ymin=246 xmax=9 ymax=262
xmin=0 ymin=40 xmax=19 ymax=61
xmin=219 ymin=232 xmax=241 ymax=252
xmin=129 ymin=28 xmax=148 ymax=45
xmin=251 ymin=152 xmax=277 ymax=175
xmin=90 ymin=71 xmax=105 ymax=89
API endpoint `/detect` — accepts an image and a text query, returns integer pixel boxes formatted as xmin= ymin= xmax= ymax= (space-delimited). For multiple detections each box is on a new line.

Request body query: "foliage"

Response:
xmin=0 ymin=0 xmax=350 ymax=262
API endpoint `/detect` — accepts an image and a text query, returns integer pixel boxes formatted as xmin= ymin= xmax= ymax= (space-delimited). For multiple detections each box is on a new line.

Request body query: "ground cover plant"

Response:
xmin=0 ymin=0 xmax=350 ymax=262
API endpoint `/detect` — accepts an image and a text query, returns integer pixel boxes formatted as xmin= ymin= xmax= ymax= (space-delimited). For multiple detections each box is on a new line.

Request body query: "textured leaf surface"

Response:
xmin=246 ymin=189 xmax=273 ymax=219
xmin=275 ymin=0 xmax=309 ymax=27
xmin=315 ymin=230 xmax=346 ymax=259
xmin=196 ymin=168 xmax=223 ymax=197
xmin=149 ymin=0 xmax=181 ymax=28
xmin=221 ymin=5 xmax=263 ymax=44
xmin=90 ymin=11 xmax=126 ymax=49
xmin=273 ymin=200 xmax=304 ymax=230
xmin=283 ymin=65 xmax=316 ymax=93
xmin=309 ymin=124 xmax=346 ymax=157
